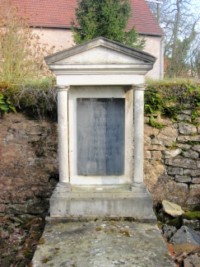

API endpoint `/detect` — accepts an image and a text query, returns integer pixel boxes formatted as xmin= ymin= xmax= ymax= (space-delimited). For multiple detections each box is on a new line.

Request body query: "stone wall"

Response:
xmin=0 ymin=113 xmax=58 ymax=215
xmin=144 ymin=111 xmax=200 ymax=209
xmin=0 ymin=111 xmax=200 ymax=215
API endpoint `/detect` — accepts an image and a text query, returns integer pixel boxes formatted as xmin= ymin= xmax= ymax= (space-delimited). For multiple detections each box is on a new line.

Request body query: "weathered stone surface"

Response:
xmin=144 ymin=150 xmax=151 ymax=159
xmin=164 ymin=149 xmax=182 ymax=158
xmin=197 ymin=161 xmax=200 ymax=169
xmin=32 ymin=220 xmax=176 ymax=267
xmin=162 ymin=225 xmax=177 ymax=241
xmin=192 ymin=145 xmax=200 ymax=152
xmin=0 ymin=113 xmax=58 ymax=215
xmin=181 ymin=110 xmax=192 ymax=115
xmin=156 ymin=116 xmax=175 ymax=126
xmin=175 ymin=175 xmax=191 ymax=183
xmin=2 ymin=111 xmax=200 ymax=215
xmin=51 ymin=187 xmax=156 ymax=219
xmin=187 ymin=185 xmax=200 ymax=206
xmin=151 ymin=151 xmax=162 ymax=160
xmin=183 ymin=219 xmax=200 ymax=231
xmin=182 ymin=150 xmax=199 ymax=159
xmin=177 ymin=135 xmax=200 ymax=142
xmin=145 ymin=144 xmax=165 ymax=151
xmin=167 ymin=167 xmax=183 ymax=175
xmin=144 ymin=124 xmax=159 ymax=137
xmin=160 ymin=126 xmax=178 ymax=138
xmin=195 ymin=118 xmax=200 ymax=124
xmin=152 ymin=176 xmax=189 ymax=206
xmin=184 ymin=254 xmax=200 ymax=267
xmin=144 ymin=136 xmax=151 ymax=145
xmin=178 ymin=123 xmax=197 ymax=135
xmin=151 ymin=138 xmax=163 ymax=145
xmin=155 ymin=127 xmax=178 ymax=147
xmin=165 ymin=158 xmax=197 ymax=169
xmin=177 ymin=144 xmax=191 ymax=150
xmin=184 ymin=169 xmax=200 ymax=177
xmin=143 ymin=113 xmax=200 ymax=208
xmin=177 ymin=114 xmax=191 ymax=122
xmin=156 ymin=134 xmax=176 ymax=147
xmin=192 ymin=178 xmax=200 ymax=184
xmin=144 ymin=116 xmax=149 ymax=124
xmin=162 ymin=200 xmax=185 ymax=217
xmin=170 ymin=226 xmax=200 ymax=245
xmin=172 ymin=243 xmax=200 ymax=256
xmin=144 ymin=162 xmax=166 ymax=192
xmin=0 ymin=204 xmax=7 ymax=213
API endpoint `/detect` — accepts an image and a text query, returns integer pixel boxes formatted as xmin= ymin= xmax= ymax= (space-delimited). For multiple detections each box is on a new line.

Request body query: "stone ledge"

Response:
xmin=32 ymin=220 xmax=175 ymax=267
xmin=50 ymin=185 xmax=156 ymax=221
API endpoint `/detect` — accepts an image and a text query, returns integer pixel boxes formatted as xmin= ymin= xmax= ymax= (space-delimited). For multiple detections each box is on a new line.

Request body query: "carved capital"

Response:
xmin=132 ymin=84 xmax=146 ymax=91
xmin=57 ymin=85 xmax=70 ymax=92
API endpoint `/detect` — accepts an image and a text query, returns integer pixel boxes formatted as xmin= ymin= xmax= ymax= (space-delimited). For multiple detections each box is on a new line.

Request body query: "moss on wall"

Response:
xmin=145 ymin=80 xmax=200 ymax=127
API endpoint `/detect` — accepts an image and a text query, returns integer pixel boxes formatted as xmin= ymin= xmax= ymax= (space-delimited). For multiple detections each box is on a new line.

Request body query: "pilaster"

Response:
xmin=57 ymin=85 xmax=71 ymax=190
xmin=132 ymin=85 xmax=146 ymax=191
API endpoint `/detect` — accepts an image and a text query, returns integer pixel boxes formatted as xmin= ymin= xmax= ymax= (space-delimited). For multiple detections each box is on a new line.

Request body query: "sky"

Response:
xmin=191 ymin=0 xmax=200 ymax=31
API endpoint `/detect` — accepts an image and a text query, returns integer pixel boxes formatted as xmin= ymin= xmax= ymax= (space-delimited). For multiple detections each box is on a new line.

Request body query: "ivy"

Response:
xmin=1 ymin=79 xmax=200 ymax=124
xmin=0 ymin=93 xmax=16 ymax=114
xmin=144 ymin=88 xmax=164 ymax=114
xmin=145 ymin=80 xmax=200 ymax=128
xmin=149 ymin=116 xmax=165 ymax=129
xmin=1 ymin=77 xmax=56 ymax=120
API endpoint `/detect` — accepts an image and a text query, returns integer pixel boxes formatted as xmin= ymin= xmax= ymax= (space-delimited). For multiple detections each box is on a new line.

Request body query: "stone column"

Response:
xmin=57 ymin=85 xmax=71 ymax=191
xmin=132 ymin=85 xmax=146 ymax=191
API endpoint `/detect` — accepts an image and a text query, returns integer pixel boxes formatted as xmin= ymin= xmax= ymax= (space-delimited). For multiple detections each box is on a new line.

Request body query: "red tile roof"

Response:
xmin=11 ymin=0 xmax=163 ymax=36
xmin=128 ymin=0 xmax=163 ymax=36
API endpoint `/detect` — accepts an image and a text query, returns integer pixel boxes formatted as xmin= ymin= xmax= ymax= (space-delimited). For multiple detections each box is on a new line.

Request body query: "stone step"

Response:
xmin=50 ymin=184 xmax=156 ymax=221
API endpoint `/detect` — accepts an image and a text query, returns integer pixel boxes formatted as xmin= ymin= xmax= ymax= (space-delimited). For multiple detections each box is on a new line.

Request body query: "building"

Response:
xmin=11 ymin=0 xmax=163 ymax=79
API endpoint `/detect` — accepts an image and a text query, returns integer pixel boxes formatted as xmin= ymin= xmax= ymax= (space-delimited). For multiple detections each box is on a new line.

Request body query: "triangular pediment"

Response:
xmin=55 ymin=46 xmax=144 ymax=65
xmin=45 ymin=37 xmax=156 ymax=66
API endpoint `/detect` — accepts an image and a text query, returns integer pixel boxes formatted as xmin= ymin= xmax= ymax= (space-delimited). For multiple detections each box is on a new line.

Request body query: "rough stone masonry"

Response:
xmin=144 ymin=110 xmax=200 ymax=209
xmin=0 ymin=109 xmax=200 ymax=215
xmin=0 ymin=113 xmax=57 ymax=215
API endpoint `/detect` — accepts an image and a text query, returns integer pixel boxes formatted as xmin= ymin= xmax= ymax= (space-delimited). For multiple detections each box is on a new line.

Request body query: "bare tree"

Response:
xmin=148 ymin=0 xmax=200 ymax=78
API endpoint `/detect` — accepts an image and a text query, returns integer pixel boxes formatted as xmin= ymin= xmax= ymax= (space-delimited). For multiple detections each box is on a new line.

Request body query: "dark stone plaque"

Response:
xmin=77 ymin=98 xmax=125 ymax=175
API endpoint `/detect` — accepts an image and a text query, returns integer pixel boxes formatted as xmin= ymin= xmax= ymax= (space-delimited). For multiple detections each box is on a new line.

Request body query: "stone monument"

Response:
xmin=45 ymin=37 xmax=156 ymax=220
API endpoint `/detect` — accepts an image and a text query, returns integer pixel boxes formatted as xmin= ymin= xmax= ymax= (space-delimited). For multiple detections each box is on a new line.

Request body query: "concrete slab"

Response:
xmin=32 ymin=219 xmax=175 ymax=267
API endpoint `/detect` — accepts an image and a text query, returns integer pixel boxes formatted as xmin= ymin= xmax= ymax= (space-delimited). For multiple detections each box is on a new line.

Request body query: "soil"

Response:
xmin=0 ymin=215 xmax=45 ymax=267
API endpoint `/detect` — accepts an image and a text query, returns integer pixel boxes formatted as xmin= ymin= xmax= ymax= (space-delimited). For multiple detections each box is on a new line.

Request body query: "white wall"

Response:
xmin=143 ymin=35 xmax=164 ymax=80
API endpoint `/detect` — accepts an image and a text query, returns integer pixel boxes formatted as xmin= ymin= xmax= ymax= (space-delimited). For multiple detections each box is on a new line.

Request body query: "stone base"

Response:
xmin=50 ymin=183 xmax=156 ymax=221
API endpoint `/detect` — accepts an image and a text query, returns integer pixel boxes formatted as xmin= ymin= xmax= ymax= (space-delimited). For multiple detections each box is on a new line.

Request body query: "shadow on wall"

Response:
xmin=0 ymin=113 xmax=58 ymax=215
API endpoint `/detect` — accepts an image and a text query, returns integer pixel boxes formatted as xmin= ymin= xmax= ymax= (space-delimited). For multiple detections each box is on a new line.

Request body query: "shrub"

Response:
xmin=3 ymin=77 xmax=57 ymax=120
xmin=0 ymin=2 xmax=54 ymax=86
xmin=145 ymin=79 xmax=200 ymax=126
xmin=72 ymin=0 xmax=145 ymax=49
